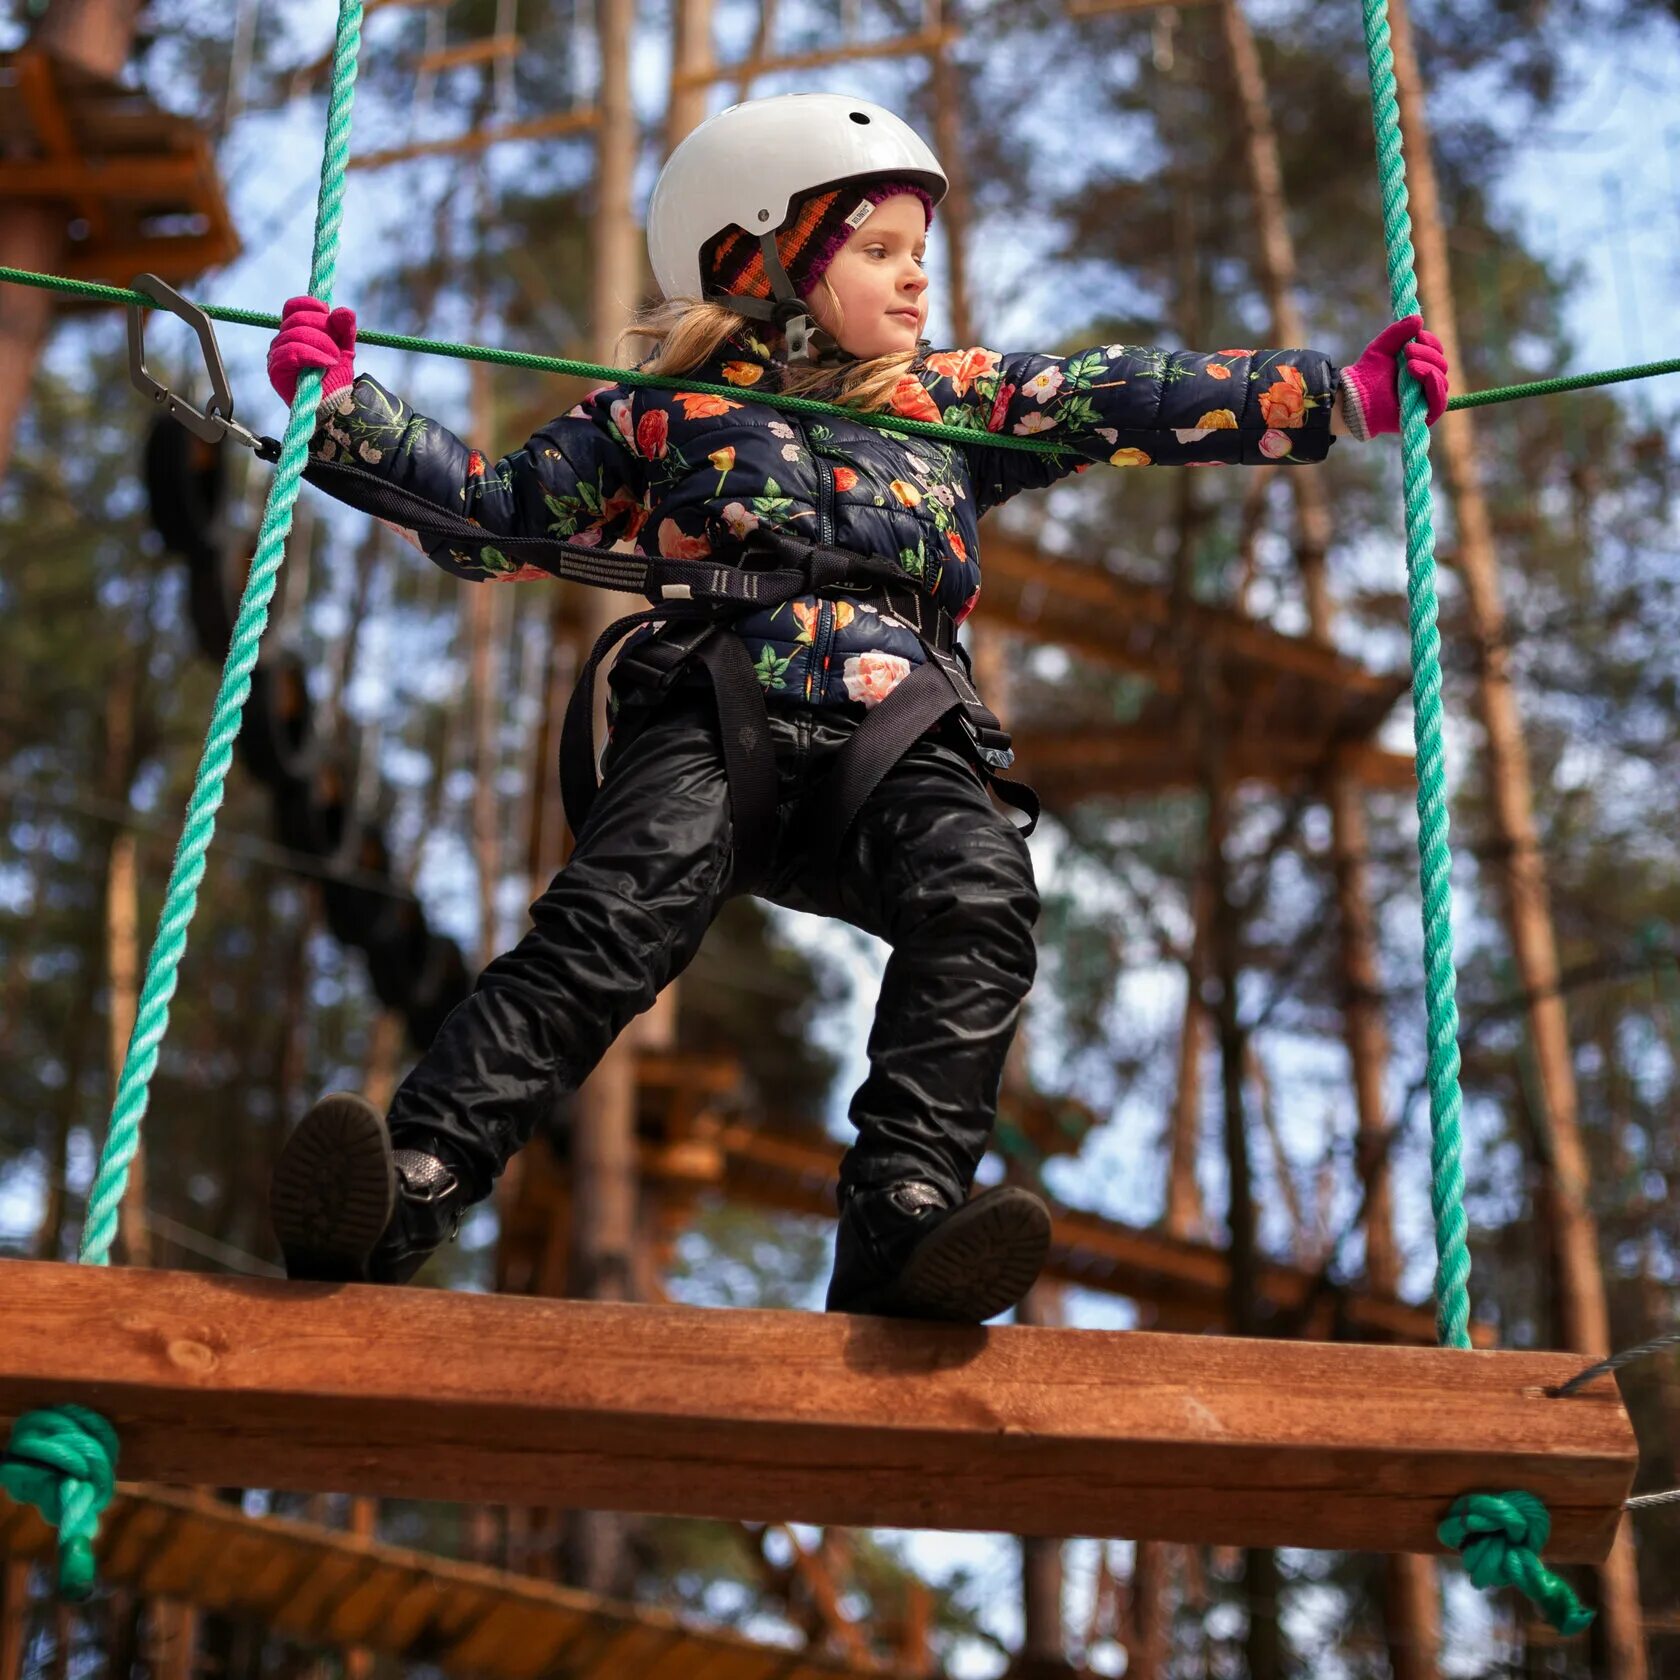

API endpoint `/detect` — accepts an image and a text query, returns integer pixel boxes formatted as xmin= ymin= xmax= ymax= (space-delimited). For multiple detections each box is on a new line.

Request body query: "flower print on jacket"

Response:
xmin=888 ymin=376 xmax=942 ymax=425
xmin=924 ymin=346 xmax=1001 ymax=397
xmin=637 ymin=409 xmax=670 ymax=459
xmin=675 ymin=391 xmax=741 ymax=419
xmin=843 ymin=651 xmax=912 ymax=707
xmin=658 ymin=517 xmax=712 ymax=560
xmin=310 ymin=325 xmax=1337 ymax=705
xmin=1020 ymin=365 xmax=1065 ymax=405
xmin=1258 ymin=363 xmax=1309 ymax=429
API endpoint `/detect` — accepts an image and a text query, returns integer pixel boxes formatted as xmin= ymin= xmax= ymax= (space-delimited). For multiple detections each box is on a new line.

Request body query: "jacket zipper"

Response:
xmin=807 ymin=431 xmax=837 ymax=691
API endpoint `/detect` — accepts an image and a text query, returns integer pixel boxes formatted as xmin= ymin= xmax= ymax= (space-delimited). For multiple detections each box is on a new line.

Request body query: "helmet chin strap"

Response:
xmin=706 ymin=233 xmax=855 ymax=367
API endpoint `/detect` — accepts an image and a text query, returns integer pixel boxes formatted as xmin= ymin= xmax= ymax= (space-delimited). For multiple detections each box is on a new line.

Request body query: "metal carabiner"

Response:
xmin=127 ymin=272 xmax=267 ymax=452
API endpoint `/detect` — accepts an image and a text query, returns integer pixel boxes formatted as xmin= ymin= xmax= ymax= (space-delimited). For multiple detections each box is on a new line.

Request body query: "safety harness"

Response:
xmin=270 ymin=444 xmax=1038 ymax=889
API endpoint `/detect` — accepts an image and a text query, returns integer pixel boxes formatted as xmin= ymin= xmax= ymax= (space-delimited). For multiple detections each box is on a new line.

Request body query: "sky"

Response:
xmin=4 ymin=2 xmax=1679 ymax=1672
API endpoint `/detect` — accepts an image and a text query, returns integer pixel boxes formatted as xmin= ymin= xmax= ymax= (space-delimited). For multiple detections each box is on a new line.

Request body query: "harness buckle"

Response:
xmin=127 ymin=272 xmax=268 ymax=452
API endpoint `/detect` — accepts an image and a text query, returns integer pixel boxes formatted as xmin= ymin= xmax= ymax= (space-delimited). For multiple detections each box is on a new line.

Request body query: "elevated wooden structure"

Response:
xmin=1 ymin=1263 xmax=1632 ymax=1559
xmin=978 ymin=534 xmax=1415 ymax=800
xmin=0 ymin=1485 xmax=911 ymax=1680
xmin=0 ymin=48 xmax=239 ymax=284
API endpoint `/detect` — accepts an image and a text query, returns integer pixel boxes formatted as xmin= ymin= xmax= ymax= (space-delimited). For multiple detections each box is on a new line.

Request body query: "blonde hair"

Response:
xmin=614 ymin=278 xmax=915 ymax=414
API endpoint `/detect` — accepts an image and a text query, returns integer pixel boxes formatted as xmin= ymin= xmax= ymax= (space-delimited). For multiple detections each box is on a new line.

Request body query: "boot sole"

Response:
xmin=270 ymin=1093 xmax=396 ymax=1282
xmin=880 ymin=1186 xmax=1053 ymax=1324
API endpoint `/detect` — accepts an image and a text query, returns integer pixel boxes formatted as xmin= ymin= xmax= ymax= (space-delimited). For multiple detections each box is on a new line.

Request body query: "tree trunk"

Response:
xmin=1015 ymin=1289 xmax=1070 ymax=1676
xmin=1380 ymin=3 xmax=1645 ymax=1669
xmin=105 ymin=654 xmax=147 ymax=1267
xmin=0 ymin=1563 xmax=29 ymax=1680
xmin=563 ymin=0 xmax=643 ymax=1598
xmin=1218 ymin=3 xmax=1444 ymax=1667
xmin=0 ymin=0 xmax=144 ymax=478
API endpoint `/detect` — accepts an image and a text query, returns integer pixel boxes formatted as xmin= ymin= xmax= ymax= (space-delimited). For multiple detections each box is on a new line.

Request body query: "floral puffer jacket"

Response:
xmin=310 ymin=326 xmax=1338 ymax=710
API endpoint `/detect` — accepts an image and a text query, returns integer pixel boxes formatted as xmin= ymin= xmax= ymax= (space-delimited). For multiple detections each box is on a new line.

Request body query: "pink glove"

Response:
xmin=267 ymin=295 xmax=357 ymax=406
xmin=1339 ymin=315 xmax=1449 ymax=440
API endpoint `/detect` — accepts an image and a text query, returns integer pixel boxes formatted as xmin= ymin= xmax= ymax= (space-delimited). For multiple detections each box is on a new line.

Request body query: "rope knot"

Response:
xmin=1438 ymin=1491 xmax=1594 ymax=1634
xmin=2 ymin=1407 xmax=120 ymax=1601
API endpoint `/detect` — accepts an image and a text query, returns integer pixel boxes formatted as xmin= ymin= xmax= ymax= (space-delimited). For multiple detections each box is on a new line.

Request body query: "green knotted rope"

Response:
xmin=0 ymin=1410 xmax=119 ymax=1602
xmin=0 ymin=263 xmax=1671 ymax=450
xmin=1439 ymin=1493 xmax=1597 ymax=1636
xmin=1 ymin=0 xmax=366 ymax=1602
xmin=1358 ymin=0 xmax=1591 ymax=1635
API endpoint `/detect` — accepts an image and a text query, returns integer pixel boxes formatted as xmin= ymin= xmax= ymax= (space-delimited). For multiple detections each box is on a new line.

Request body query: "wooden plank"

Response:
xmin=11 ymin=51 xmax=105 ymax=238
xmin=1011 ymin=724 xmax=1418 ymax=798
xmin=0 ymin=1484 xmax=905 ymax=1680
xmin=0 ymin=155 xmax=204 ymax=199
xmin=670 ymin=29 xmax=957 ymax=91
xmin=414 ymin=37 xmax=522 ymax=74
xmin=0 ymin=1264 xmax=1633 ymax=1560
xmin=351 ymin=105 xmax=599 ymax=170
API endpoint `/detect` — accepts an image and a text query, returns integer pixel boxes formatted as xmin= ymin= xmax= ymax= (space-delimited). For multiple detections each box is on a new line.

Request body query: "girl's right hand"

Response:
xmin=267 ymin=295 xmax=358 ymax=405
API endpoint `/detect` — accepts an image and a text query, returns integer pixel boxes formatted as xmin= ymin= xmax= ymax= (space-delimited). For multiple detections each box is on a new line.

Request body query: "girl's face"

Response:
xmin=804 ymin=192 xmax=930 ymax=361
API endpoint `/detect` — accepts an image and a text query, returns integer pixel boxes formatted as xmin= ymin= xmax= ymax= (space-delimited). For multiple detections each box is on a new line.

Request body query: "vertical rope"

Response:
xmin=1357 ymin=0 xmax=1591 ymax=1634
xmin=1358 ymin=0 xmax=1469 ymax=1353
xmin=4 ymin=0 xmax=365 ymax=1600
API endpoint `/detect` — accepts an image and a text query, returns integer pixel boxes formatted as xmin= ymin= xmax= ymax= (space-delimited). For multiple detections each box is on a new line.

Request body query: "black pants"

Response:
xmin=384 ymin=688 xmax=1040 ymax=1208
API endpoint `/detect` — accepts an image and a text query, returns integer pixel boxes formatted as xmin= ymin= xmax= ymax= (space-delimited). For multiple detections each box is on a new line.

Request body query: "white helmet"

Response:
xmin=647 ymin=92 xmax=947 ymax=325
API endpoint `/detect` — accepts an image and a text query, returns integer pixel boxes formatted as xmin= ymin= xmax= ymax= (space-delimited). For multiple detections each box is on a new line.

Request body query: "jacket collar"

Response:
xmin=693 ymin=326 xmax=933 ymax=395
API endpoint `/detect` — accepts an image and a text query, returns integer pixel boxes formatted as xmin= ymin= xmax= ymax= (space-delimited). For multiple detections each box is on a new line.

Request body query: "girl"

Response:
xmin=266 ymin=92 xmax=1448 ymax=1323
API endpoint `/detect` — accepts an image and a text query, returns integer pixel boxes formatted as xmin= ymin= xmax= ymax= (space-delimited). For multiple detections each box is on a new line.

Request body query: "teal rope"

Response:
xmin=2 ymin=0 xmax=366 ymax=1601
xmin=0 ymin=263 xmax=1672 ymax=445
xmin=0 ymin=1411 xmax=119 ymax=1603
xmin=1438 ymin=1494 xmax=1596 ymax=1636
xmin=1359 ymin=0 xmax=1591 ymax=1634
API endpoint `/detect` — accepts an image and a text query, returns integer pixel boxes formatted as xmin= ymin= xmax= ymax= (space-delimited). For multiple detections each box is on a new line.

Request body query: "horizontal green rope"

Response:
xmin=1 ymin=0 xmax=366 ymax=1606
xmin=2 ymin=264 xmax=1672 ymax=455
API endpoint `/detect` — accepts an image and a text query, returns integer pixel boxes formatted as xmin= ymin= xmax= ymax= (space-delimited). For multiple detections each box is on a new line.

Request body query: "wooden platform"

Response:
xmin=0 ymin=1485 xmax=907 ymax=1680
xmin=0 ymin=48 xmax=239 ymax=286
xmin=0 ymin=1263 xmax=1634 ymax=1561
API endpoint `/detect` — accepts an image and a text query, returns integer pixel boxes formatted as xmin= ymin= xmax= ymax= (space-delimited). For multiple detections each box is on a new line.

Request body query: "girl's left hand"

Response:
xmin=1340 ymin=315 xmax=1449 ymax=440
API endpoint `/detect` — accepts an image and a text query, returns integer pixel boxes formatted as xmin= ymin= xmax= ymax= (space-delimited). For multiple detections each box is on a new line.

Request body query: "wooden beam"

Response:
xmin=11 ymin=51 xmax=106 ymax=239
xmin=980 ymin=532 xmax=1400 ymax=703
xmin=0 ymin=1263 xmax=1632 ymax=1559
xmin=414 ymin=37 xmax=522 ymax=75
xmin=0 ymin=1485 xmax=905 ymax=1680
xmin=670 ymin=29 xmax=957 ymax=91
xmin=62 ymin=232 xmax=240 ymax=286
xmin=1012 ymin=724 xmax=1418 ymax=797
xmin=350 ymin=106 xmax=600 ymax=171
xmin=0 ymin=155 xmax=205 ymax=199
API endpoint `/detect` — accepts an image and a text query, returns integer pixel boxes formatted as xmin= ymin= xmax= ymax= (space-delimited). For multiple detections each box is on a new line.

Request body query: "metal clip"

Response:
xmin=127 ymin=272 xmax=266 ymax=452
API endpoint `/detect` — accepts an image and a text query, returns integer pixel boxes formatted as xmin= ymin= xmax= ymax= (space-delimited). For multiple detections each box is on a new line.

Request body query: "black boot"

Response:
xmin=270 ymin=1092 xmax=469 ymax=1285
xmin=825 ymin=1179 xmax=1052 ymax=1323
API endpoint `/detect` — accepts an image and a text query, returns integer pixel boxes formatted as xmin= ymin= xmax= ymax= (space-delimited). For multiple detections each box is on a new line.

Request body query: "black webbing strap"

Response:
xmin=798 ymin=659 xmax=1040 ymax=871
xmin=695 ymin=632 xmax=781 ymax=890
xmin=287 ymin=446 xmax=850 ymax=607
xmin=290 ymin=445 xmax=1038 ymax=873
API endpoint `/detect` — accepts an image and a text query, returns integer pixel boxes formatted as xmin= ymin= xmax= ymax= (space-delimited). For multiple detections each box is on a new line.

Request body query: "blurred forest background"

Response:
xmin=1 ymin=0 xmax=1678 ymax=1676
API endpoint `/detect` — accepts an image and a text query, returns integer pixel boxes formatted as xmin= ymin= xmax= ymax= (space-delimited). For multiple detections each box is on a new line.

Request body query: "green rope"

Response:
xmin=2 ymin=0 xmax=366 ymax=1601
xmin=1359 ymin=0 xmax=1590 ymax=1634
xmin=0 ymin=263 xmax=1671 ymax=455
xmin=0 ymin=1411 xmax=119 ymax=1603
xmin=1438 ymin=1494 xmax=1597 ymax=1636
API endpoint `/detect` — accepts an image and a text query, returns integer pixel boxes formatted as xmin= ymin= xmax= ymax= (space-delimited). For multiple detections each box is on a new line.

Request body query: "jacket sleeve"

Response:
xmin=310 ymin=374 xmax=647 ymax=581
xmin=894 ymin=343 xmax=1339 ymax=517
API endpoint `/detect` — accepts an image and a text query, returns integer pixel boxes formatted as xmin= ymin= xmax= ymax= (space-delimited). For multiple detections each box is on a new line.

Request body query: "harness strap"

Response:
xmin=295 ymin=446 xmax=1037 ymax=882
